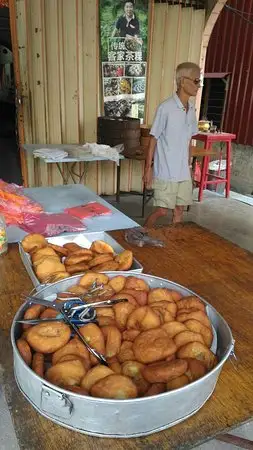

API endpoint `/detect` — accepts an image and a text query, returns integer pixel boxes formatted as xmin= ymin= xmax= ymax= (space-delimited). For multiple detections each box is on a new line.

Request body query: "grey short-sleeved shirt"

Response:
xmin=150 ymin=94 xmax=198 ymax=182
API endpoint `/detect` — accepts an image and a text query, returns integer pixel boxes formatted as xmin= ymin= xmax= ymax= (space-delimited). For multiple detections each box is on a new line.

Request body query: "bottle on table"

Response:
xmin=0 ymin=214 xmax=8 ymax=255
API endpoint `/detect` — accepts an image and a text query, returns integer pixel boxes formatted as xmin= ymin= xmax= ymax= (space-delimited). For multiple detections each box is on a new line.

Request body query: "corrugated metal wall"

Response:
xmin=205 ymin=0 xmax=253 ymax=145
xmin=15 ymin=0 xmax=205 ymax=193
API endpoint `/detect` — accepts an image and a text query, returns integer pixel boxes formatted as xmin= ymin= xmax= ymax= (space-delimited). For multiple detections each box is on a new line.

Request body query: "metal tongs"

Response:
xmin=18 ymin=288 xmax=128 ymax=367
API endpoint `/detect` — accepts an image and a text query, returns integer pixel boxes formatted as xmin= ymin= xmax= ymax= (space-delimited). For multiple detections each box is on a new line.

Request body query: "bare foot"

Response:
xmin=172 ymin=205 xmax=184 ymax=224
xmin=144 ymin=207 xmax=168 ymax=228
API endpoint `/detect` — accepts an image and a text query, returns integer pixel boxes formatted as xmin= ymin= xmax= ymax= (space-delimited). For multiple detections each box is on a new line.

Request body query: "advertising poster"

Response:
xmin=99 ymin=0 xmax=149 ymax=121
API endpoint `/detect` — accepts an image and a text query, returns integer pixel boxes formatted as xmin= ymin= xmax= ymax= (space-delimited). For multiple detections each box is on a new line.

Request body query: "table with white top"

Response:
xmin=7 ymin=184 xmax=139 ymax=243
xmin=23 ymin=144 xmax=125 ymax=203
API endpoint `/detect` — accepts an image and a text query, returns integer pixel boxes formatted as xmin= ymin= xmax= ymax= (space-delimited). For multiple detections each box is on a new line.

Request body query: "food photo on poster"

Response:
xmin=99 ymin=0 xmax=149 ymax=121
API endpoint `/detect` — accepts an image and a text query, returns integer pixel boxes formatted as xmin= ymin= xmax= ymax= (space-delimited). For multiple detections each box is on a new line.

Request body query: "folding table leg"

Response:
xmin=142 ymin=185 xmax=147 ymax=218
xmin=116 ymin=162 xmax=121 ymax=203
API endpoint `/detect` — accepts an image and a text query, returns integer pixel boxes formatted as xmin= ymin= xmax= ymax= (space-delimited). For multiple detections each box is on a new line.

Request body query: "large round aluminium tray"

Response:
xmin=11 ymin=272 xmax=234 ymax=438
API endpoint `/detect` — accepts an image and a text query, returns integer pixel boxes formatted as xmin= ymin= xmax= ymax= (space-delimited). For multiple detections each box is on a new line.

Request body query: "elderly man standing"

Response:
xmin=143 ymin=62 xmax=201 ymax=227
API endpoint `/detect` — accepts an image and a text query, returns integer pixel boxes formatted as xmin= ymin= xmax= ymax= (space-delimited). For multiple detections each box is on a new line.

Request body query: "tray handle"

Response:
xmin=41 ymin=385 xmax=73 ymax=419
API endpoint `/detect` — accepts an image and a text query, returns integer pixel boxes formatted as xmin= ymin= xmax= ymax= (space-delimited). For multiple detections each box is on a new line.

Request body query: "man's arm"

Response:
xmin=145 ymin=136 xmax=157 ymax=169
xmin=143 ymin=136 xmax=157 ymax=188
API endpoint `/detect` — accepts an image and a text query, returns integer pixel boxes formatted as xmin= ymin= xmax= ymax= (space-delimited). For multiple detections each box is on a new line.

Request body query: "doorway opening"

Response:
xmin=0 ymin=5 xmax=22 ymax=184
xmin=200 ymin=73 xmax=230 ymax=131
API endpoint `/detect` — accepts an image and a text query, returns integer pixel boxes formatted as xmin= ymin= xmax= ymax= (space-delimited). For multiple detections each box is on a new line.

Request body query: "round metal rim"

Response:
xmin=11 ymin=271 xmax=234 ymax=404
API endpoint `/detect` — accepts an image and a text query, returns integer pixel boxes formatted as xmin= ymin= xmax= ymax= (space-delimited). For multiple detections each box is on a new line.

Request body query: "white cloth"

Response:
xmin=82 ymin=143 xmax=122 ymax=165
xmin=33 ymin=148 xmax=68 ymax=160
xmin=150 ymin=94 xmax=198 ymax=182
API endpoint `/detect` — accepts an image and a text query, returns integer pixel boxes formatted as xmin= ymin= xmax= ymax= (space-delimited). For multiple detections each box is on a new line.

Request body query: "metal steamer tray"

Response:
xmin=11 ymin=272 xmax=234 ymax=438
xmin=19 ymin=232 xmax=143 ymax=288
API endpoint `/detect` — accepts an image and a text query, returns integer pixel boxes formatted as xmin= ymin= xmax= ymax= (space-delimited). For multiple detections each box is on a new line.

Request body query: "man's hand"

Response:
xmin=143 ymin=166 xmax=153 ymax=189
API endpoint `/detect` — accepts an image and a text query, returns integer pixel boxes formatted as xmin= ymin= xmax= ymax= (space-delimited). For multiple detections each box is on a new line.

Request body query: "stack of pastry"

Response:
xmin=17 ymin=274 xmax=217 ymax=400
xmin=21 ymin=233 xmax=133 ymax=283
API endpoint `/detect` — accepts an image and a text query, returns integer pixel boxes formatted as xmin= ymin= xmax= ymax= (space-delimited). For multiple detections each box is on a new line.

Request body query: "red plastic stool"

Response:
xmin=192 ymin=132 xmax=236 ymax=202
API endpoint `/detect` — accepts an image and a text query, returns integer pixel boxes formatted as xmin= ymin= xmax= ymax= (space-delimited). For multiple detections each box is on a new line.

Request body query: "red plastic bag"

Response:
xmin=64 ymin=202 xmax=112 ymax=219
xmin=20 ymin=213 xmax=86 ymax=237
xmin=0 ymin=179 xmax=43 ymax=226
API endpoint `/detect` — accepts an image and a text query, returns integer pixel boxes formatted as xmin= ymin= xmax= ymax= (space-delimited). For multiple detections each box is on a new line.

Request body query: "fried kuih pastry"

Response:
xmin=124 ymin=276 xmax=149 ymax=292
xmin=88 ymin=254 xmax=114 ymax=268
xmin=108 ymin=275 xmax=126 ymax=293
xmin=177 ymin=342 xmax=217 ymax=370
xmin=176 ymin=296 xmax=206 ymax=312
xmin=52 ymin=338 xmax=90 ymax=365
xmin=79 ymin=272 xmax=109 ymax=288
xmin=93 ymin=261 xmax=119 ymax=272
xmin=133 ymin=328 xmax=177 ymax=364
xmin=65 ymin=253 xmax=93 ymax=265
xmin=144 ymin=383 xmax=167 ymax=397
xmin=90 ymin=240 xmax=114 ymax=254
xmin=126 ymin=306 xmax=161 ymax=331
xmin=46 ymin=360 xmax=87 ymax=387
xmin=166 ymin=375 xmax=189 ymax=391
xmin=184 ymin=358 xmax=207 ymax=381
xmin=32 ymin=352 xmax=45 ymax=378
xmin=65 ymin=263 xmax=89 ymax=274
xmin=80 ymin=365 xmax=114 ymax=391
xmin=142 ymin=359 xmax=188 ymax=383
xmin=101 ymin=325 xmax=122 ymax=358
xmin=113 ymin=301 xmax=136 ymax=330
xmin=118 ymin=341 xmax=136 ymax=363
xmin=120 ymin=289 xmax=148 ymax=306
xmin=21 ymin=233 xmax=47 ymax=253
xmin=26 ymin=322 xmax=71 ymax=353
xmin=79 ymin=323 xmax=105 ymax=365
xmin=23 ymin=304 xmax=45 ymax=329
xmin=40 ymin=308 xmax=58 ymax=319
xmin=63 ymin=243 xmax=82 ymax=252
xmin=56 ymin=354 xmax=91 ymax=371
xmin=16 ymin=338 xmax=32 ymax=366
xmin=161 ymin=321 xmax=187 ymax=338
xmin=150 ymin=300 xmax=177 ymax=318
xmin=176 ymin=310 xmax=212 ymax=330
xmin=31 ymin=246 xmax=58 ymax=263
xmin=184 ymin=319 xmax=213 ymax=348
xmin=121 ymin=361 xmax=150 ymax=393
xmin=174 ymin=330 xmax=205 ymax=349
xmin=48 ymin=243 xmax=69 ymax=257
xmin=90 ymin=374 xmax=138 ymax=399
xmin=114 ymin=250 xmax=133 ymax=271
xmin=107 ymin=356 xmax=122 ymax=374
xmin=47 ymin=272 xmax=70 ymax=283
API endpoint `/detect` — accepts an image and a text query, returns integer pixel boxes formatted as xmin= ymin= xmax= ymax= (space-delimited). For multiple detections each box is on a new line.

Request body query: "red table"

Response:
xmin=192 ymin=132 xmax=236 ymax=202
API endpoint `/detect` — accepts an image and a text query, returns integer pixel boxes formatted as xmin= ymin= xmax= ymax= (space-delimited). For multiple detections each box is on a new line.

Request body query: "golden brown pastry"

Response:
xmin=52 ymin=337 xmax=90 ymax=365
xmin=26 ymin=322 xmax=71 ymax=353
xmin=80 ymin=365 xmax=114 ymax=391
xmin=142 ymin=359 xmax=188 ymax=383
xmin=114 ymin=250 xmax=133 ymax=271
xmin=108 ymin=275 xmax=126 ymax=293
xmin=32 ymin=352 xmax=45 ymax=378
xmin=21 ymin=233 xmax=47 ymax=253
xmin=133 ymin=328 xmax=177 ymax=364
xmin=46 ymin=360 xmax=86 ymax=387
xmin=91 ymin=374 xmax=138 ymax=399
xmin=16 ymin=338 xmax=32 ymax=366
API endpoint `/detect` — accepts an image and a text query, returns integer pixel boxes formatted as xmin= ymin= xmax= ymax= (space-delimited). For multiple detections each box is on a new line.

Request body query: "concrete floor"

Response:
xmin=104 ymin=188 xmax=253 ymax=253
xmin=1 ymin=188 xmax=253 ymax=449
